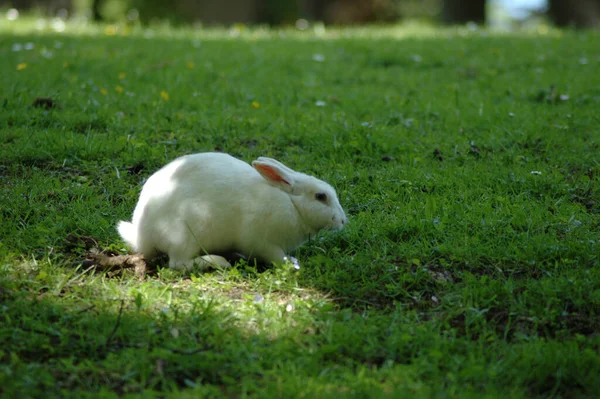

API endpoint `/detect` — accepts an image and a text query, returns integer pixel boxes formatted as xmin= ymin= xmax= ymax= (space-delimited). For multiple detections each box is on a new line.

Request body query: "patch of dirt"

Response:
xmin=63 ymin=234 xmax=160 ymax=279
xmin=64 ymin=234 xmax=100 ymax=254
xmin=32 ymin=97 xmax=60 ymax=109
xmin=239 ymin=139 xmax=258 ymax=148
xmin=126 ymin=163 xmax=145 ymax=175
xmin=447 ymin=307 xmax=600 ymax=341
xmin=469 ymin=141 xmax=481 ymax=157
xmin=65 ymin=235 xmax=252 ymax=279
xmin=570 ymin=187 xmax=598 ymax=214
xmin=426 ymin=267 xmax=455 ymax=284
xmin=82 ymin=252 xmax=153 ymax=279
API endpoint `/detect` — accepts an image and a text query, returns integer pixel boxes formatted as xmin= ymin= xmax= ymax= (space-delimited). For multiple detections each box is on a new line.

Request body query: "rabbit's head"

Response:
xmin=252 ymin=157 xmax=348 ymax=235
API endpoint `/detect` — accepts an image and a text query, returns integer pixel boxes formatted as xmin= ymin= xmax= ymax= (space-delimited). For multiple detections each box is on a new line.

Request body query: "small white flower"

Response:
xmin=312 ymin=54 xmax=325 ymax=62
xmin=559 ymin=94 xmax=569 ymax=101
xmin=51 ymin=18 xmax=66 ymax=32
xmin=466 ymin=21 xmax=479 ymax=31
xmin=7 ymin=8 xmax=19 ymax=21
xmin=24 ymin=42 xmax=35 ymax=50
xmin=530 ymin=171 xmax=542 ymax=175
xmin=284 ymin=256 xmax=301 ymax=270
xmin=411 ymin=54 xmax=422 ymax=63
xmin=315 ymin=100 xmax=326 ymax=107
xmin=127 ymin=9 xmax=140 ymax=21
xmin=296 ymin=19 xmax=309 ymax=30
xmin=509 ymin=112 xmax=515 ymax=117
xmin=41 ymin=49 xmax=53 ymax=59
xmin=11 ymin=43 xmax=23 ymax=52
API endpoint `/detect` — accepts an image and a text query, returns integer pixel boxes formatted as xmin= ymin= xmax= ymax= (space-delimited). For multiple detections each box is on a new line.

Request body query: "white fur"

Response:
xmin=118 ymin=152 xmax=347 ymax=270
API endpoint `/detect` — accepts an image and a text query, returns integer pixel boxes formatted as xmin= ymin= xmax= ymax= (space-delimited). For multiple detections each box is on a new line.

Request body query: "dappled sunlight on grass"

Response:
xmin=2 ymin=258 xmax=334 ymax=341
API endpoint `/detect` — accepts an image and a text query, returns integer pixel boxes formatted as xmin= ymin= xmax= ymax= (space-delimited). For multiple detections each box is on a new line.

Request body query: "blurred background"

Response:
xmin=1 ymin=0 xmax=599 ymax=28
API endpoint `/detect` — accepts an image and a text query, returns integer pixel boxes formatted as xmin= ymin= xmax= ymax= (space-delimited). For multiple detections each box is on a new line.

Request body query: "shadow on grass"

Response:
xmin=0 ymin=271 xmax=421 ymax=397
xmin=2 ymin=267 xmax=599 ymax=398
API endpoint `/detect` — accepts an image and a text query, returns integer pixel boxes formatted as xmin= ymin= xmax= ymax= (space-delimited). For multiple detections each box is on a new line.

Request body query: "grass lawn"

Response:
xmin=1 ymin=19 xmax=599 ymax=398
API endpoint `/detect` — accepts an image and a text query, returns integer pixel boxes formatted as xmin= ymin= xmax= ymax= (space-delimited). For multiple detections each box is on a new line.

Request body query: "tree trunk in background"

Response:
xmin=323 ymin=0 xmax=379 ymax=24
xmin=193 ymin=0 xmax=259 ymax=24
xmin=0 ymin=0 xmax=34 ymax=8
xmin=547 ymin=0 xmax=600 ymax=28
xmin=442 ymin=0 xmax=486 ymax=24
xmin=0 ymin=0 xmax=72 ymax=15
xmin=300 ymin=0 xmax=328 ymax=21
xmin=258 ymin=0 xmax=299 ymax=24
xmin=91 ymin=0 xmax=102 ymax=21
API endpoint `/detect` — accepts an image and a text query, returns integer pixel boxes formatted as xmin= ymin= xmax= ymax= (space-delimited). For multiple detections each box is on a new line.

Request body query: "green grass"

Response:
xmin=1 ymin=19 xmax=600 ymax=398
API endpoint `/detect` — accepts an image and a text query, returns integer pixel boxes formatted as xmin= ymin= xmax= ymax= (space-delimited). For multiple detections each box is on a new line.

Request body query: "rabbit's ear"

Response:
xmin=252 ymin=158 xmax=296 ymax=193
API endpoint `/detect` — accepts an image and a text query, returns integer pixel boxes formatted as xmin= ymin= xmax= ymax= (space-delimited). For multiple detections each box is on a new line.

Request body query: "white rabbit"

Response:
xmin=117 ymin=152 xmax=347 ymax=270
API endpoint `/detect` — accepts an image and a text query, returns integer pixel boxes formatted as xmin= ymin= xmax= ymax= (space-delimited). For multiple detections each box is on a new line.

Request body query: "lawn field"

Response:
xmin=1 ymin=20 xmax=599 ymax=398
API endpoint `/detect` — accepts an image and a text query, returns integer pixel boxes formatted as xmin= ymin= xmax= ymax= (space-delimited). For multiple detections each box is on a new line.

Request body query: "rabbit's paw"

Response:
xmin=169 ymin=255 xmax=231 ymax=271
xmin=283 ymin=256 xmax=301 ymax=270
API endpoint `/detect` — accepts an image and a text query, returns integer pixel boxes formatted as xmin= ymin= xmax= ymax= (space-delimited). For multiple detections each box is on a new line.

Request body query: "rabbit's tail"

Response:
xmin=117 ymin=221 xmax=139 ymax=251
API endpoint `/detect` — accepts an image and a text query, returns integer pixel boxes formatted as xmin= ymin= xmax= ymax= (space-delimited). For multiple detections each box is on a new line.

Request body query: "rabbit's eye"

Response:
xmin=315 ymin=192 xmax=328 ymax=202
